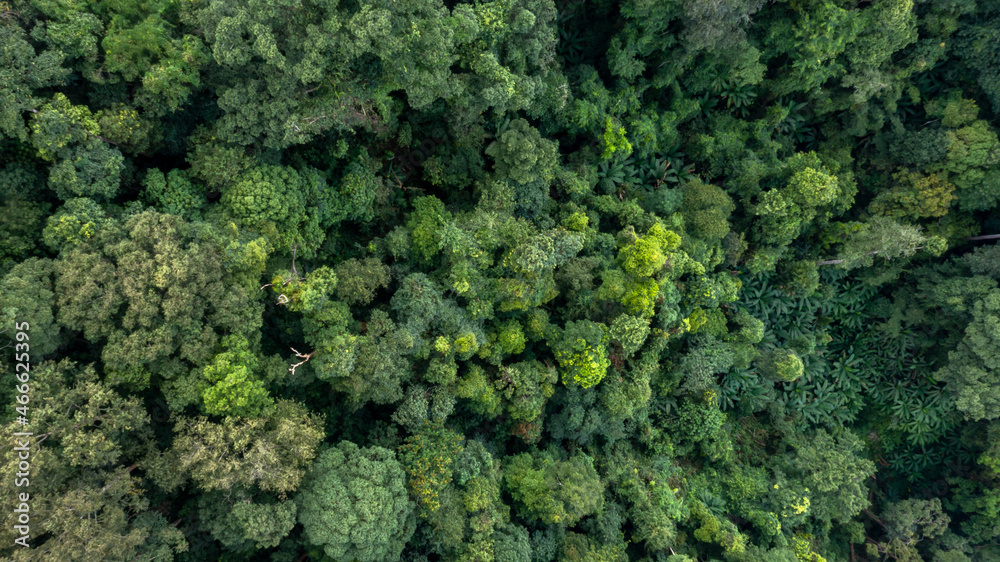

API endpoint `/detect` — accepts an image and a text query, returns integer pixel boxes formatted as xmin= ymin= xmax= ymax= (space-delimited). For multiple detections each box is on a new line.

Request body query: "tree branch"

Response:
xmin=288 ymin=347 xmax=315 ymax=375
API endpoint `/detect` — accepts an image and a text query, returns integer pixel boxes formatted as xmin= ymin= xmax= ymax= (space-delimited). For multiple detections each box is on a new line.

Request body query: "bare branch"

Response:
xmin=289 ymin=347 xmax=315 ymax=375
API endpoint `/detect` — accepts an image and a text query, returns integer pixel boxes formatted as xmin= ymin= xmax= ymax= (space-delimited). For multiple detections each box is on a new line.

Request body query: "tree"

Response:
xmin=924 ymin=108 xmax=1000 ymax=211
xmin=935 ymin=289 xmax=1000 ymax=420
xmin=878 ymin=498 xmax=951 ymax=556
xmin=676 ymin=397 xmax=732 ymax=461
xmin=681 ymin=179 xmax=736 ymax=242
xmin=0 ymin=23 xmax=68 ymax=142
xmin=0 ymin=163 xmax=48 ymax=264
xmin=752 ymin=153 xmax=841 ymax=248
xmin=616 ymin=223 xmax=684 ymax=318
xmin=834 ymin=216 xmax=942 ymax=270
xmin=503 ymin=451 xmax=605 ymax=526
xmin=335 ymin=308 xmax=415 ymax=407
xmin=549 ymin=320 xmax=612 ymax=388
xmin=407 ymin=196 xmax=453 ymax=263
xmin=398 ymin=421 xmax=464 ymax=514
xmin=608 ymin=313 xmax=650 ymax=357
xmin=761 ymin=0 xmax=861 ymax=96
xmin=221 ymin=164 xmax=331 ymax=257
xmin=296 ymin=441 xmax=416 ymax=562
xmin=30 ymin=93 xmax=125 ymax=200
xmin=497 ymin=227 xmax=585 ymax=311
xmin=780 ymin=429 xmax=876 ymax=524
xmin=494 ymin=523 xmax=533 ymax=562
xmin=334 ymin=257 xmax=390 ymax=306
xmin=41 ymin=197 xmax=112 ymax=254
xmin=0 ymin=360 xmax=187 ymax=560
xmin=495 ymin=360 xmax=559 ymax=423
xmin=186 ymin=0 xmax=458 ymax=148
xmin=0 ymin=258 xmax=62 ymax=359
xmin=869 ymin=170 xmax=956 ymax=220
xmin=269 ymin=265 xmax=338 ymax=314
xmin=146 ymin=400 xmax=324 ymax=494
xmin=842 ymin=0 xmax=917 ymax=105
xmin=961 ymin=243 xmax=1000 ymax=280
xmin=619 ymin=223 xmax=682 ymax=278
xmin=757 ymin=348 xmax=804 ymax=382
xmin=101 ymin=11 xmax=209 ymax=114
xmin=680 ymin=0 xmax=766 ymax=54
xmin=201 ymin=334 xmax=273 ymax=418
xmin=52 ymin=210 xmax=262 ymax=408
xmin=485 ymin=118 xmax=559 ymax=185
xmin=198 ymin=489 xmax=297 ymax=551
xmin=142 ymin=168 xmax=206 ymax=220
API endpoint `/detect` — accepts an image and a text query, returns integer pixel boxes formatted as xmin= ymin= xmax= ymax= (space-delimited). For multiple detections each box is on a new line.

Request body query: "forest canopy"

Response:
xmin=2 ymin=0 xmax=1000 ymax=560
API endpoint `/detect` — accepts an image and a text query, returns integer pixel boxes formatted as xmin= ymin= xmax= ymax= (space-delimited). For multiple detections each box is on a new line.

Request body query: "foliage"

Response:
xmin=549 ymin=320 xmax=612 ymax=388
xmin=486 ymin=118 xmax=559 ymax=185
xmin=398 ymin=422 xmax=464 ymax=514
xmin=146 ymin=400 xmax=324 ymax=494
xmin=5 ymin=0 xmax=1000 ymax=558
xmin=296 ymin=441 xmax=416 ymax=562
xmin=503 ymin=451 xmax=605 ymax=525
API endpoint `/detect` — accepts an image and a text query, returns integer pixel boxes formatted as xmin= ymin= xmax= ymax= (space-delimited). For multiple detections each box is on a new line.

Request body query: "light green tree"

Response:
xmin=503 ymin=451 xmax=604 ymax=526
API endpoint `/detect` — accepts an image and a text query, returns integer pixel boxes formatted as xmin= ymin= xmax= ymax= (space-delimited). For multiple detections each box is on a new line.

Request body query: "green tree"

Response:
xmin=221 ymin=164 xmax=331 ymax=257
xmin=41 ymin=197 xmax=111 ymax=255
xmin=780 ymin=429 xmax=876 ymax=524
xmin=681 ymin=179 xmax=736 ymax=242
xmin=608 ymin=313 xmax=651 ymax=357
xmin=398 ymin=421 xmax=464 ymax=514
xmin=198 ymin=489 xmax=297 ymax=551
xmin=407 ymin=196 xmax=453 ymax=263
xmin=873 ymin=498 xmax=951 ymax=559
xmin=296 ymin=441 xmax=416 ymax=562
xmin=0 ymin=258 xmax=62 ymax=359
xmin=0 ymin=23 xmax=68 ymax=142
xmin=146 ymin=400 xmax=324 ymax=494
xmin=0 ymin=360 xmax=187 ymax=560
xmin=270 ymin=265 xmax=338 ymax=315
xmin=187 ymin=0 xmax=457 ymax=148
xmin=870 ymin=170 xmax=956 ymax=220
xmin=0 ymin=163 xmax=48 ymax=264
xmin=752 ymin=153 xmax=841 ymax=248
xmin=495 ymin=360 xmax=559 ymax=423
xmin=835 ymin=216 xmax=942 ymax=270
xmin=52 ymin=211 xmax=262 ymax=408
xmin=761 ymin=0 xmax=861 ymax=96
xmin=101 ymin=11 xmax=209 ymax=114
xmin=334 ymin=257 xmax=391 ymax=306
xmin=335 ymin=308 xmax=415 ymax=407
xmin=456 ymin=365 xmax=503 ymax=418
xmin=485 ymin=118 xmax=559 ymax=185
xmin=503 ymin=451 xmax=605 ymax=525
xmin=549 ymin=320 xmax=612 ymax=388
xmin=29 ymin=93 xmax=124 ymax=200
xmin=201 ymin=334 xmax=273 ymax=418
xmin=142 ymin=168 xmax=206 ymax=220
xmin=757 ymin=348 xmax=804 ymax=382
xmin=936 ymin=289 xmax=1000 ymax=420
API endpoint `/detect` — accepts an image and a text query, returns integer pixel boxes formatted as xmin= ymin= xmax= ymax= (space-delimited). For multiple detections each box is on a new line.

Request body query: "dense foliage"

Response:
xmin=2 ymin=0 xmax=1000 ymax=560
